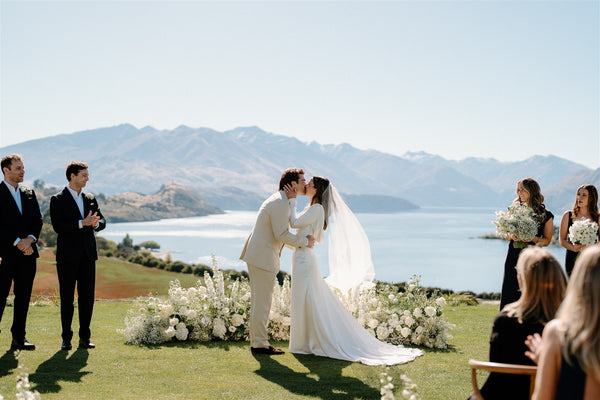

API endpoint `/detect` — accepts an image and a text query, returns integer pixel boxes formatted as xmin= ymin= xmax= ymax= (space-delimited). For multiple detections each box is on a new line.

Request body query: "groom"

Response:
xmin=241 ymin=168 xmax=315 ymax=355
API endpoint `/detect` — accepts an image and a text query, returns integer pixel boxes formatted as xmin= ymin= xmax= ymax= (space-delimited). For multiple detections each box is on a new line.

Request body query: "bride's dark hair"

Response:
xmin=311 ymin=176 xmax=330 ymax=229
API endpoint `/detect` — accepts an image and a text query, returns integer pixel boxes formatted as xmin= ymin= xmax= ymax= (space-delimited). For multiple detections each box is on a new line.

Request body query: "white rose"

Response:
xmin=415 ymin=326 xmax=424 ymax=335
xmin=403 ymin=310 xmax=411 ymax=316
xmin=404 ymin=316 xmax=415 ymax=327
xmin=400 ymin=327 xmax=410 ymax=338
xmin=436 ymin=297 xmax=446 ymax=307
xmin=425 ymin=306 xmax=436 ymax=317
xmin=376 ymin=326 xmax=390 ymax=341
xmin=169 ymin=317 xmax=179 ymax=326
xmin=228 ymin=325 xmax=236 ymax=333
xmin=368 ymin=319 xmax=379 ymax=329
xmin=165 ymin=326 xmax=176 ymax=338
xmin=185 ymin=309 xmax=197 ymax=319
xmin=413 ymin=308 xmax=422 ymax=318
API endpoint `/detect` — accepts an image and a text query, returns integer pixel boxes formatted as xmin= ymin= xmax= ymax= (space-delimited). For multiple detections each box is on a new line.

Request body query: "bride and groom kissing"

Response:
xmin=240 ymin=168 xmax=422 ymax=366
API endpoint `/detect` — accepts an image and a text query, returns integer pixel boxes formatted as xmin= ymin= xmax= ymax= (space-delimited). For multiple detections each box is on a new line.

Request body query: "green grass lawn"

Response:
xmin=0 ymin=301 xmax=498 ymax=399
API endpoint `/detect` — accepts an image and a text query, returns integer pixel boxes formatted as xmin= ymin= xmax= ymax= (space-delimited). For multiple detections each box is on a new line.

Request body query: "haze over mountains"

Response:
xmin=1 ymin=124 xmax=596 ymax=212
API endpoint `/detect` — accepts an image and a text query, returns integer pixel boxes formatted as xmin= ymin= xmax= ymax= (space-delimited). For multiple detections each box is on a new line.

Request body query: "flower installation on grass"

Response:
xmin=568 ymin=218 xmax=599 ymax=246
xmin=493 ymin=201 xmax=540 ymax=248
xmin=380 ymin=369 xmax=420 ymax=400
xmin=122 ymin=260 xmax=452 ymax=349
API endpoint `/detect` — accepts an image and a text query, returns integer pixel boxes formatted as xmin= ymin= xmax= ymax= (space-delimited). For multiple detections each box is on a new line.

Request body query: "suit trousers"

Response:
xmin=57 ymin=258 xmax=96 ymax=341
xmin=0 ymin=255 xmax=36 ymax=340
xmin=247 ymin=263 xmax=277 ymax=348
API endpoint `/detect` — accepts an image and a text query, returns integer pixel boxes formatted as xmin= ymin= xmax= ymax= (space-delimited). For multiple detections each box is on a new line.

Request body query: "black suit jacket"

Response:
xmin=0 ymin=181 xmax=43 ymax=262
xmin=50 ymin=188 xmax=106 ymax=264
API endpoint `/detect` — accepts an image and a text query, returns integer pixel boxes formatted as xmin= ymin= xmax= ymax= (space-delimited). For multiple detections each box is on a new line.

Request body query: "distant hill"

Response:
xmin=1 ymin=124 xmax=594 ymax=208
xmin=36 ymin=183 xmax=223 ymax=223
xmin=102 ymin=183 xmax=224 ymax=222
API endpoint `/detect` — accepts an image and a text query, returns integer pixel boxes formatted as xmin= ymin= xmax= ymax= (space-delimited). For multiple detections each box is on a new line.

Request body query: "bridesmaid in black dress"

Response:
xmin=558 ymin=184 xmax=599 ymax=276
xmin=500 ymin=178 xmax=554 ymax=310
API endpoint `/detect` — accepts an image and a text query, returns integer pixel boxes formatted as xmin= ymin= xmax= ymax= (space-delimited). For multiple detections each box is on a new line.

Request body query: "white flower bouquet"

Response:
xmin=493 ymin=202 xmax=540 ymax=248
xmin=568 ymin=218 xmax=599 ymax=246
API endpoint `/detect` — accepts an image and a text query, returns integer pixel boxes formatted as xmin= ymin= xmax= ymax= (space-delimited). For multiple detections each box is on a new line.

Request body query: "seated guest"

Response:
xmin=526 ymin=244 xmax=600 ymax=400
xmin=468 ymin=247 xmax=567 ymax=400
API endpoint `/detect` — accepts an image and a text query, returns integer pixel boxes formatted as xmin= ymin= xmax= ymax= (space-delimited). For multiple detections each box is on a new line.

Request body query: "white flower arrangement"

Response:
xmin=85 ymin=193 xmax=95 ymax=200
xmin=21 ymin=187 xmax=33 ymax=196
xmin=122 ymin=262 xmax=452 ymax=350
xmin=568 ymin=218 xmax=599 ymax=246
xmin=493 ymin=202 xmax=540 ymax=248
xmin=380 ymin=370 xmax=420 ymax=400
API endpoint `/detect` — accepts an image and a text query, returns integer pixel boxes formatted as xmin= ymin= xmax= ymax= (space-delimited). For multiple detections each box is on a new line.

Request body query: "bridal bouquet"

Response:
xmin=493 ymin=202 xmax=539 ymax=248
xmin=568 ymin=218 xmax=599 ymax=246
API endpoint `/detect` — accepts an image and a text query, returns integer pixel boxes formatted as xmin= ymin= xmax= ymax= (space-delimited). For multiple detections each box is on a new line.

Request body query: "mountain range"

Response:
xmin=1 ymin=124 xmax=597 ymax=212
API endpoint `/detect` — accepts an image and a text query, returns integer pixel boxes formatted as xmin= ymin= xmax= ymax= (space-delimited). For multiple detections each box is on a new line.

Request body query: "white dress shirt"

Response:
xmin=66 ymin=186 xmax=85 ymax=229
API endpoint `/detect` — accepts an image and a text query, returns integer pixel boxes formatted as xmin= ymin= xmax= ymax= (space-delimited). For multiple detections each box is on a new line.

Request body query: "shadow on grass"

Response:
xmin=132 ymin=339 xmax=247 ymax=352
xmin=0 ymin=350 xmax=18 ymax=378
xmin=29 ymin=348 xmax=91 ymax=394
xmin=253 ymin=353 xmax=380 ymax=400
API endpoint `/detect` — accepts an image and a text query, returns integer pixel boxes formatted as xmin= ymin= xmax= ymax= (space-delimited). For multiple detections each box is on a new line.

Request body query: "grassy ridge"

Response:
xmin=33 ymin=251 xmax=201 ymax=299
xmin=0 ymin=301 xmax=497 ymax=399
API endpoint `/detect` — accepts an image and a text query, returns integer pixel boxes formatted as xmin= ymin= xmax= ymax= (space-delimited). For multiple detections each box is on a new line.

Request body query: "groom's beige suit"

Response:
xmin=241 ymin=190 xmax=308 ymax=348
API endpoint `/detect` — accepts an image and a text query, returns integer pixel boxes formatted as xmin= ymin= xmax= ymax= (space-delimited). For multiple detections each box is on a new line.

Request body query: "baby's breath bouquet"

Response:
xmin=568 ymin=218 xmax=599 ymax=247
xmin=493 ymin=202 xmax=539 ymax=248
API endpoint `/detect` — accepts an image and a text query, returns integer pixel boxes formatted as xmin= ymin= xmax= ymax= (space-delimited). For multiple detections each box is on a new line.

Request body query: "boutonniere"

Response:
xmin=21 ymin=187 xmax=33 ymax=196
xmin=85 ymin=193 xmax=95 ymax=200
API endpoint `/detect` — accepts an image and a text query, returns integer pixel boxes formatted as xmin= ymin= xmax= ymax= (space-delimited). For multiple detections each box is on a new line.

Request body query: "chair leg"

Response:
xmin=471 ymin=368 xmax=484 ymax=400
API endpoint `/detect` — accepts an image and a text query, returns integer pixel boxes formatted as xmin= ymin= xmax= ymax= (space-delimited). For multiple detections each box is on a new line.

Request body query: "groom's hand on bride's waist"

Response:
xmin=306 ymin=235 xmax=315 ymax=248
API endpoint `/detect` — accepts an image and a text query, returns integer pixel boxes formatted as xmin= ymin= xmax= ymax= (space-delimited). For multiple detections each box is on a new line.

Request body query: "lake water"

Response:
xmin=98 ymin=207 xmax=567 ymax=293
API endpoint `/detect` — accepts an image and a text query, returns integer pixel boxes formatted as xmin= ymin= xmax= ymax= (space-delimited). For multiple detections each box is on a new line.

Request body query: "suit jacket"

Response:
xmin=50 ymin=187 xmax=106 ymax=264
xmin=240 ymin=191 xmax=307 ymax=273
xmin=0 ymin=181 xmax=43 ymax=262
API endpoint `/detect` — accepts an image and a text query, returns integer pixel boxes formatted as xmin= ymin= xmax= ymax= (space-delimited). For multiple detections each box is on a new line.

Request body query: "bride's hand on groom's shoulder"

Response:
xmin=306 ymin=235 xmax=315 ymax=248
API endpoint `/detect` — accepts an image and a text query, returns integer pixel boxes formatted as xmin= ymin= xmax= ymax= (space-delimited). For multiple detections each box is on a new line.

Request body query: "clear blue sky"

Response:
xmin=1 ymin=0 xmax=598 ymax=168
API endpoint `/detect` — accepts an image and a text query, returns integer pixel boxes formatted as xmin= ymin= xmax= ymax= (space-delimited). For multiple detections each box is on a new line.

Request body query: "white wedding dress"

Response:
xmin=288 ymin=199 xmax=423 ymax=365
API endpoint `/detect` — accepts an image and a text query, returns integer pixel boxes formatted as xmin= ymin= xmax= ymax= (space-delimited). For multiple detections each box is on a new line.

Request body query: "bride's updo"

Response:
xmin=311 ymin=176 xmax=330 ymax=229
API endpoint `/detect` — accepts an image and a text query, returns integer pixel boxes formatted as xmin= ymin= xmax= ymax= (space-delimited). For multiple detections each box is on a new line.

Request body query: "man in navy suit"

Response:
xmin=0 ymin=154 xmax=43 ymax=350
xmin=50 ymin=161 xmax=105 ymax=350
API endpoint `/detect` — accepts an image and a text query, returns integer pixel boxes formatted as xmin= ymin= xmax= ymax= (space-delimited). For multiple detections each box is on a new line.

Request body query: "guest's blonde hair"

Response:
xmin=504 ymin=247 xmax=567 ymax=324
xmin=557 ymin=244 xmax=600 ymax=381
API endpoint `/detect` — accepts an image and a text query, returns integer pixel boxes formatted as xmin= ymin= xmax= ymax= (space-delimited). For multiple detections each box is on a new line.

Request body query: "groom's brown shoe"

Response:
xmin=251 ymin=346 xmax=284 ymax=355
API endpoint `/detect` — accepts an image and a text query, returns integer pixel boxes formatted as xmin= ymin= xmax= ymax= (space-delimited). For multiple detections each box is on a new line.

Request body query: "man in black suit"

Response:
xmin=0 ymin=154 xmax=43 ymax=350
xmin=50 ymin=161 xmax=105 ymax=350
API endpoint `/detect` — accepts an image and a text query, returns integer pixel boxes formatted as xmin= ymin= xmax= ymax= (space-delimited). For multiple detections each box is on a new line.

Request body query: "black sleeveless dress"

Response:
xmin=500 ymin=209 xmax=553 ymax=310
xmin=564 ymin=212 xmax=578 ymax=277
xmin=556 ymin=352 xmax=587 ymax=399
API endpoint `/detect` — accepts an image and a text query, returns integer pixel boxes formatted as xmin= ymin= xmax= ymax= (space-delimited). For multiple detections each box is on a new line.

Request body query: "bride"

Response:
xmin=284 ymin=176 xmax=423 ymax=365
